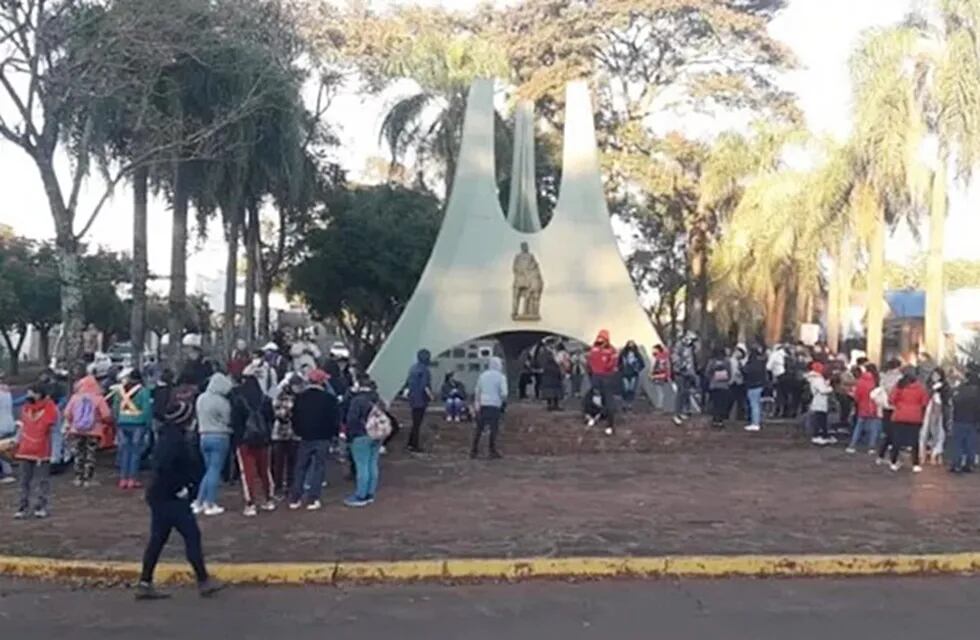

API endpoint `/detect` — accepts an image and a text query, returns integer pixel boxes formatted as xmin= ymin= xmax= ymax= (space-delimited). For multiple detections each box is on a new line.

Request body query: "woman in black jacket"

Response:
xmin=230 ymin=372 xmax=275 ymax=517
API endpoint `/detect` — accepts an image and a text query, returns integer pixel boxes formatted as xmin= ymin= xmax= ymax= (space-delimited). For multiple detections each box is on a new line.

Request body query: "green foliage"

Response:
xmin=289 ymin=185 xmax=442 ymax=361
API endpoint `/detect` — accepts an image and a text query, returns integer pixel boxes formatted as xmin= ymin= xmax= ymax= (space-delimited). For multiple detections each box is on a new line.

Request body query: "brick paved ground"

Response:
xmin=1 ymin=402 xmax=978 ymax=562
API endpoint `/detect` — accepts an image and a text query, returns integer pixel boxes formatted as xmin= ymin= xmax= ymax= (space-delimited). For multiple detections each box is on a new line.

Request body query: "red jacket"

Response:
xmin=15 ymin=398 xmax=59 ymax=462
xmin=587 ymin=330 xmax=618 ymax=376
xmin=854 ymin=372 xmax=877 ymax=418
xmin=650 ymin=349 xmax=672 ymax=382
xmin=889 ymin=381 xmax=929 ymax=425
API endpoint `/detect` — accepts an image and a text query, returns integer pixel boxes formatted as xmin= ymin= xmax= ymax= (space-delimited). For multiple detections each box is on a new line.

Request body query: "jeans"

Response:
xmin=850 ymin=417 xmax=882 ymax=450
xmin=444 ymin=398 xmax=465 ymax=419
xmin=746 ymin=387 xmax=763 ymax=426
xmin=350 ymin=436 xmax=380 ymax=500
xmin=18 ymin=460 xmax=50 ymax=512
xmin=196 ymin=434 xmax=230 ymax=506
xmin=951 ymin=422 xmax=978 ymax=470
xmin=140 ymin=499 xmax=208 ymax=585
xmin=291 ymin=440 xmax=329 ymax=503
xmin=118 ymin=424 xmax=147 ymax=480
xmin=675 ymin=375 xmax=693 ymax=416
xmin=622 ymin=375 xmax=639 ymax=403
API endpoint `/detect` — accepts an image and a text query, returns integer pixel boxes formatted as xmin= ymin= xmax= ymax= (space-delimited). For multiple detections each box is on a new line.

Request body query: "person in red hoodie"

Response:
xmin=877 ymin=367 xmax=929 ymax=472
xmin=847 ymin=364 xmax=882 ymax=454
xmin=64 ymin=375 xmax=113 ymax=487
xmin=586 ymin=330 xmax=619 ymax=435
xmin=14 ymin=384 xmax=59 ymax=519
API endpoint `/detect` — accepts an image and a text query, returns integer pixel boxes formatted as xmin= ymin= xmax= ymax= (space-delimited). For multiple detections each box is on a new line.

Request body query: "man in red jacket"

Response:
xmin=14 ymin=385 xmax=59 ymax=519
xmin=586 ymin=330 xmax=619 ymax=435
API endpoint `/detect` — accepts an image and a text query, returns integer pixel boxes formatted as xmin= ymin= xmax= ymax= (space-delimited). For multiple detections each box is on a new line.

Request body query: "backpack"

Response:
xmin=710 ymin=361 xmax=731 ymax=384
xmin=365 ymin=405 xmax=393 ymax=441
xmin=241 ymin=403 xmax=271 ymax=446
xmin=73 ymin=396 xmax=98 ymax=433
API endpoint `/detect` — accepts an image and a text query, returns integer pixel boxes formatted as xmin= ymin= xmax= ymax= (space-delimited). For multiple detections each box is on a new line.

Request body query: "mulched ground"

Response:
xmin=2 ymin=402 xmax=978 ymax=563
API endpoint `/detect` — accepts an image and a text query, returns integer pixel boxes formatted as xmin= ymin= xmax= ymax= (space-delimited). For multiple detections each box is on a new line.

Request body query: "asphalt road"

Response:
xmin=2 ymin=577 xmax=980 ymax=639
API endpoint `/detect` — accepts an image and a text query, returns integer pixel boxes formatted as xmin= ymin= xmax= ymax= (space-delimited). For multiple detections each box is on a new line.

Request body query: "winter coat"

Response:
xmin=112 ymin=382 xmax=152 ymax=427
xmin=952 ymin=380 xmax=980 ymax=425
xmin=805 ymin=371 xmax=833 ymax=413
xmin=405 ymin=349 xmax=433 ymax=409
xmin=706 ymin=358 xmax=733 ymax=391
xmin=890 ymin=380 xmax=929 ymax=425
xmin=64 ymin=376 xmax=112 ymax=439
xmin=742 ymin=356 xmax=767 ymax=389
xmin=618 ymin=347 xmax=645 ymax=379
xmin=345 ymin=388 xmax=380 ymax=440
xmin=540 ymin=351 xmax=563 ymax=400
xmin=14 ymin=397 xmax=58 ymax=461
xmin=195 ymin=374 xmax=234 ymax=436
xmin=441 ymin=379 xmax=466 ymax=402
xmin=272 ymin=386 xmax=299 ymax=442
xmin=292 ymin=385 xmax=340 ymax=442
xmin=766 ymin=348 xmax=787 ymax=378
xmin=650 ymin=350 xmax=671 ymax=382
xmin=475 ymin=357 xmax=508 ymax=408
xmin=227 ymin=351 xmax=251 ymax=380
xmin=854 ymin=372 xmax=880 ymax=419
xmin=587 ymin=330 xmax=618 ymax=376
xmin=230 ymin=377 xmax=274 ymax=446
xmin=145 ymin=424 xmax=197 ymax=505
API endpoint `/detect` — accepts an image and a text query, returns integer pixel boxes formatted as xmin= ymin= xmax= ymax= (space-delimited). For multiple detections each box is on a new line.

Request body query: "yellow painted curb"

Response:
xmin=2 ymin=553 xmax=980 ymax=586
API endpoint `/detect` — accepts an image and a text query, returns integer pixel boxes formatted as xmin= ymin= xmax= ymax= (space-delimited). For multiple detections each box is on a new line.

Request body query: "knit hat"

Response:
xmin=164 ymin=401 xmax=194 ymax=426
xmin=307 ymin=368 xmax=329 ymax=385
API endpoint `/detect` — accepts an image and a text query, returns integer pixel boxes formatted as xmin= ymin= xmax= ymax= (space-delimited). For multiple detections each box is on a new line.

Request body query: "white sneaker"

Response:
xmin=811 ymin=436 xmax=825 ymax=445
xmin=0 ymin=476 xmax=16 ymax=485
xmin=379 ymin=445 xmax=387 ymax=456
xmin=191 ymin=501 xmax=204 ymax=515
xmin=445 ymin=416 xmax=452 ymax=422
xmin=845 ymin=447 xmax=857 ymax=454
xmin=868 ymin=449 xmax=877 ymax=456
xmin=203 ymin=504 xmax=225 ymax=516
xmin=912 ymin=465 xmax=923 ymax=473
xmin=586 ymin=417 xmax=597 ymax=428
xmin=890 ymin=463 xmax=901 ymax=472
xmin=604 ymin=427 xmax=613 ymax=436
xmin=827 ymin=436 xmax=838 ymax=444
xmin=672 ymin=415 xmax=684 ymax=426
xmin=260 ymin=501 xmax=277 ymax=512
xmin=744 ymin=424 xmax=760 ymax=432
xmin=306 ymin=500 xmax=322 ymax=511
xmin=875 ymin=457 xmax=885 ymax=466
xmin=288 ymin=501 xmax=302 ymax=511
xmin=243 ymin=505 xmax=258 ymax=517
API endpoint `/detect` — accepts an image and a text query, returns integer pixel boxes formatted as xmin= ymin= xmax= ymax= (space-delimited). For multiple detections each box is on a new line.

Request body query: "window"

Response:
xmin=452 ymin=348 xmax=466 ymax=358
xmin=479 ymin=347 xmax=492 ymax=358
xmin=468 ymin=363 xmax=482 ymax=372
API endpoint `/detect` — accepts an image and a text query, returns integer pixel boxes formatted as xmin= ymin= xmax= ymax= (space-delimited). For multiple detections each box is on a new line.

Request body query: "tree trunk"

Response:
xmin=925 ymin=164 xmax=947 ymax=361
xmin=1 ymin=328 xmax=26 ymax=375
xmin=803 ymin=293 xmax=814 ymax=327
xmin=259 ymin=283 xmax=272 ymax=342
xmin=772 ymin=283 xmax=788 ymax=345
xmin=223 ymin=207 xmax=241 ymax=355
xmin=837 ymin=233 xmax=854 ymax=353
xmin=168 ymin=161 xmax=190 ymax=364
xmin=686 ymin=217 xmax=710 ymax=338
xmin=866 ymin=210 xmax=886 ymax=366
xmin=130 ymin=165 xmax=149 ymax=371
xmin=37 ymin=325 xmax=50 ymax=365
xmin=826 ymin=254 xmax=840 ymax=352
xmin=244 ymin=204 xmax=258 ymax=344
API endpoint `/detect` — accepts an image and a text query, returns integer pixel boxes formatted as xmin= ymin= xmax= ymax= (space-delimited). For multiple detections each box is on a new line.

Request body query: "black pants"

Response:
xmin=878 ymin=422 xmax=921 ymax=466
xmin=591 ymin=374 xmax=616 ymax=428
xmin=777 ymin=374 xmax=798 ymax=417
xmin=407 ymin=407 xmax=426 ymax=450
xmin=709 ymin=389 xmax=731 ymax=426
xmin=383 ymin=410 xmax=401 ymax=447
xmin=472 ymin=406 xmax=502 ymax=455
xmin=140 ymin=499 xmax=208 ymax=584
xmin=729 ymin=384 xmax=746 ymax=420
xmin=812 ymin=410 xmax=829 ymax=438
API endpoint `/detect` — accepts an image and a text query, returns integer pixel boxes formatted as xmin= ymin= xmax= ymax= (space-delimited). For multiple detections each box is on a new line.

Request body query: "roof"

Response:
xmin=885 ymin=290 xmax=924 ymax=319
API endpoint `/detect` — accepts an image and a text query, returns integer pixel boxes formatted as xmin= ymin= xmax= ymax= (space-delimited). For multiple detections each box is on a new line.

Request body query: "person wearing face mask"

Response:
xmin=13 ymin=385 xmax=59 ymax=519
xmin=112 ymin=370 xmax=153 ymax=489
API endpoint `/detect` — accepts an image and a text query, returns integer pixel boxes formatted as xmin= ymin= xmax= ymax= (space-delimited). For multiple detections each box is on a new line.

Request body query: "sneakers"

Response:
xmin=118 ymin=479 xmax=128 ymax=489
xmin=586 ymin=417 xmax=597 ymax=428
xmin=875 ymin=457 xmax=885 ymax=466
xmin=288 ymin=501 xmax=302 ymax=510
xmin=13 ymin=510 xmax=27 ymax=519
xmin=744 ymin=424 xmax=761 ymax=433
xmin=868 ymin=449 xmax=877 ymax=456
xmin=260 ymin=501 xmax=277 ymax=512
xmin=890 ymin=463 xmax=901 ymax=472
xmin=33 ymin=508 xmax=48 ymax=519
xmin=672 ymin=415 xmax=684 ymax=426
xmin=0 ymin=476 xmax=16 ymax=485
xmin=365 ymin=496 xmax=376 ymax=505
xmin=203 ymin=504 xmax=225 ymax=516
xmin=134 ymin=582 xmax=171 ymax=601
xmin=72 ymin=478 xmax=83 ymax=487
xmin=604 ymin=427 xmax=614 ymax=436
xmin=243 ymin=505 xmax=258 ymax=517
xmin=811 ymin=436 xmax=826 ymax=445
xmin=845 ymin=447 xmax=857 ymax=454
xmin=306 ymin=500 xmax=323 ymax=511
xmin=198 ymin=578 xmax=226 ymax=598
xmin=912 ymin=465 xmax=923 ymax=473
xmin=344 ymin=495 xmax=369 ymax=508
xmin=191 ymin=501 xmax=204 ymax=515
xmin=826 ymin=436 xmax=839 ymax=445
xmin=379 ymin=445 xmax=387 ymax=456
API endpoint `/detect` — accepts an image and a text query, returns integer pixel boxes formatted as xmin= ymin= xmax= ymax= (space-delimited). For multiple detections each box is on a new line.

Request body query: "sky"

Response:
xmin=0 ymin=0 xmax=975 ymax=307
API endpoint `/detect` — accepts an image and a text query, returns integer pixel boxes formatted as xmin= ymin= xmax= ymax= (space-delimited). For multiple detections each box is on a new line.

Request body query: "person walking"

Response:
xmin=878 ymin=367 xmax=929 ymax=472
xmin=193 ymin=373 xmax=234 ymax=516
xmin=949 ymin=364 xmax=980 ymax=473
xmin=135 ymin=401 xmax=224 ymax=601
xmin=289 ymin=368 xmax=339 ymax=511
xmin=13 ymin=385 xmax=58 ymax=519
xmin=271 ymin=374 xmax=303 ymax=498
xmin=403 ymin=349 xmax=433 ymax=452
xmin=742 ymin=346 xmax=767 ymax=432
xmin=344 ymin=374 xmax=386 ymax=507
xmin=586 ymin=330 xmax=619 ymax=435
xmin=231 ymin=367 xmax=275 ymax=517
xmin=63 ymin=374 xmax=112 ymax=487
xmin=848 ymin=363 xmax=883 ymax=454
xmin=805 ymin=362 xmax=834 ymax=445
xmin=672 ymin=332 xmax=700 ymax=425
xmin=472 ymin=357 xmax=508 ymax=459
xmin=113 ymin=370 xmax=153 ymax=489
xmin=618 ymin=340 xmax=646 ymax=412
xmin=705 ymin=348 xmax=733 ymax=429
xmin=919 ymin=368 xmax=949 ymax=465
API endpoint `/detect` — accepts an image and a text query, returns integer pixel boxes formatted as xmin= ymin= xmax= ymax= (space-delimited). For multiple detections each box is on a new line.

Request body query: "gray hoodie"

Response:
xmin=475 ymin=357 xmax=508 ymax=408
xmin=196 ymin=373 xmax=233 ymax=435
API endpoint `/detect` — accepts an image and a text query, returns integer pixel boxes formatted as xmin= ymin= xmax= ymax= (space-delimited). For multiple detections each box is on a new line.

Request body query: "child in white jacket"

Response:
xmin=806 ymin=363 xmax=834 ymax=445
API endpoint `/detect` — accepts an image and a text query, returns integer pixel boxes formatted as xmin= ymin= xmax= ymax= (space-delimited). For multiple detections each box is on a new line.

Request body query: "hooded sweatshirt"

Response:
xmin=587 ymin=330 xmax=618 ymax=376
xmin=112 ymin=381 xmax=152 ymax=427
xmin=64 ymin=375 xmax=112 ymax=438
xmin=292 ymin=384 xmax=340 ymax=441
xmin=952 ymin=378 xmax=980 ymax=425
xmin=475 ymin=357 xmax=508 ymax=408
xmin=805 ymin=371 xmax=833 ymax=413
xmin=405 ymin=349 xmax=433 ymax=409
xmin=15 ymin=397 xmax=58 ymax=461
xmin=196 ymin=373 xmax=234 ymax=436
xmin=854 ymin=371 xmax=879 ymax=419
xmin=346 ymin=387 xmax=381 ymax=439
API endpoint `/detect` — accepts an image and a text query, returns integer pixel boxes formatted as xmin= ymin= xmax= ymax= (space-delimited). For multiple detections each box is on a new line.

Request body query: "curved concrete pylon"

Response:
xmin=369 ymin=79 xmax=662 ymax=401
